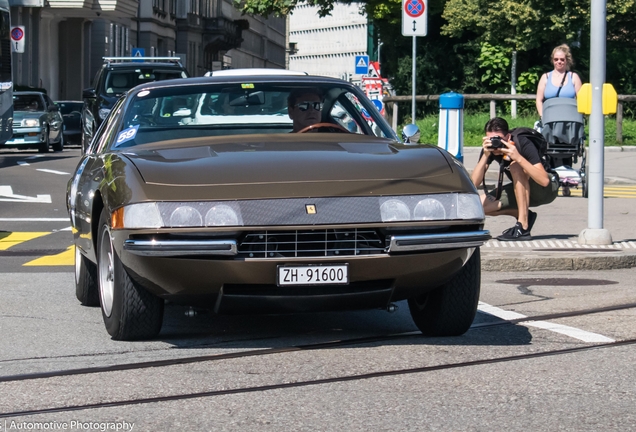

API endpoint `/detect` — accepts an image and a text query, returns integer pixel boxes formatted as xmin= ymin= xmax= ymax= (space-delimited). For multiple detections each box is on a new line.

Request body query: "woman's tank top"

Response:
xmin=544 ymin=71 xmax=577 ymax=99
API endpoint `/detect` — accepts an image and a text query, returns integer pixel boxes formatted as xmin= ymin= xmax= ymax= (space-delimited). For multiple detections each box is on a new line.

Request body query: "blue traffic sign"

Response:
xmin=132 ymin=48 xmax=145 ymax=57
xmin=372 ymin=99 xmax=384 ymax=112
xmin=355 ymin=55 xmax=369 ymax=75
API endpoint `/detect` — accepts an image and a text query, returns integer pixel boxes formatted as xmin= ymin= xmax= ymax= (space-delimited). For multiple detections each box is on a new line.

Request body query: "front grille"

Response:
xmin=238 ymin=229 xmax=387 ymax=258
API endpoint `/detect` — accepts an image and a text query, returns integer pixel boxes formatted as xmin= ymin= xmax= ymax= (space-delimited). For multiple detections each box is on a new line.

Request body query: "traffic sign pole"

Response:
xmin=412 ymin=36 xmax=416 ymax=123
xmin=402 ymin=0 xmax=427 ymax=124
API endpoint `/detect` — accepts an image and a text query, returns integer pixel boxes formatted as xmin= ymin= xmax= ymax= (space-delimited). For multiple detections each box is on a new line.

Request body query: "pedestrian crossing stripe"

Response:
xmin=23 ymin=245 xmax=74 ymax=266
xmin=0 ymin=232 xmax=50 ymax=251
xmin=485 ymin=239 xmax=636 ymax=249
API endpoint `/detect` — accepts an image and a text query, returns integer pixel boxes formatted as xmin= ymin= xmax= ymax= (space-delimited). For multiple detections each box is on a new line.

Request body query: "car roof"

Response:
xmin=104 ymin=62 xmax=186 ymax=69
xmin=101 ymin=57 xmax=186 ymax=70
xmin=130 ymin=73 xmax=353 ymax=91
xmin=204 ymin=68 xmax=308 ymax=77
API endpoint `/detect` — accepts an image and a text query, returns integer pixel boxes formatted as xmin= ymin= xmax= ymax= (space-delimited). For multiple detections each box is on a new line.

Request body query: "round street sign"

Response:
xmin=404 ymin=0 xmax=425 ymax=18
xmin=372 ymin=99 xmax=384 ymax=112
xmin=10 ymin=27 xmax=24 ymax=41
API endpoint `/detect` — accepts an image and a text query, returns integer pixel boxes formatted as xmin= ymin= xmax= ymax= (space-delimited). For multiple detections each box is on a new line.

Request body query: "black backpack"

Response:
xmin=510 ymin=127 xmax=551 ymax=172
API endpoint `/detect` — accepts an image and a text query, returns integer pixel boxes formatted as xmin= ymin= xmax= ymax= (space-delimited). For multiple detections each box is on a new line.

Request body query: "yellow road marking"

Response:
xmin=560 ymin=185 xmax=636 ymax=198
xmin=23 ymin=245 xmax=75 ymax=267
xmin=0 ymin=232 xmax=51 ymax=251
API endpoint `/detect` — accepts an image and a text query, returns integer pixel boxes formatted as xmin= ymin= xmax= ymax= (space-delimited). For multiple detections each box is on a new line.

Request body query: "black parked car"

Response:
xmin=56 ymin=100 xmax=83 ymax=147
xmin=81 ymin=57 xmax=189 ymax=152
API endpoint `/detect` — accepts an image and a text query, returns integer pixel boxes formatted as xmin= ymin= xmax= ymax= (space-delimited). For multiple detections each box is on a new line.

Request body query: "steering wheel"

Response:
xmin=297 ymin=122 xmax=350 ymax=134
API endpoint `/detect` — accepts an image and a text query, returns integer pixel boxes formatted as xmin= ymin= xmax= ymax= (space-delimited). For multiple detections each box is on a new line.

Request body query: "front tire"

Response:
xmin=408 ymin=249 xmax=481 ymax=336
xmin=38 ymin=129 xmax=50 ymax=153
xmin=97 ymin=210 xmax=164 ymax=340
xmin=52 ymin=133 xmax=64 ymax=152
xmin=75 ymin=246 xmax=99 ymax=306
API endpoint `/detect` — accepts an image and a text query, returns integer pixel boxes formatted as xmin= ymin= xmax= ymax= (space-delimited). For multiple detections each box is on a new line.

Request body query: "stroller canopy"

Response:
xmin=541 ymin=98 xmax=585 ymax=148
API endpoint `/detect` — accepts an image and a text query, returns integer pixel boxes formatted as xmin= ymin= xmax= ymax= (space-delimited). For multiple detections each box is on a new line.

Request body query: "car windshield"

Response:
xmin=103 ymin=69 xmax=188 ymax=95
xmin=115 ymin=82 xmax=392 ymax=148
xmin=57 ymin=102 xmax=83 ymax=115
xmin=14 ymin=94 xmax=43 ymax=111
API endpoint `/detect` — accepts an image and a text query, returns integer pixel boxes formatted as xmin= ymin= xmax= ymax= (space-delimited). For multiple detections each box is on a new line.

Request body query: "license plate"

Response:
xmin=277 ymin=264 xmax=348 ymax=286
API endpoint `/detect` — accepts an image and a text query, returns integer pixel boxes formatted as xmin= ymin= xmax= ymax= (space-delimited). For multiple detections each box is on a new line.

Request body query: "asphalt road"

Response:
xmin=0 ymin=147 xmax=77 ymax=272
xmin=0 ymin=270 xmax=634 ymax=430
xmin=1 ymin=146 xmax=635 ymax=430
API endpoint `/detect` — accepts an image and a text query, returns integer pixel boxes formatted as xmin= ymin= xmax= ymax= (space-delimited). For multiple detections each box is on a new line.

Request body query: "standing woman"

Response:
xmin=535 ymin=44 xmax=583 ymax=117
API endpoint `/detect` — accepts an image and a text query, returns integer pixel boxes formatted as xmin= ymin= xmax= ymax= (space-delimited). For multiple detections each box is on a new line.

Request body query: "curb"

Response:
xmin=482 ymin=250 xmax=636 ymax=272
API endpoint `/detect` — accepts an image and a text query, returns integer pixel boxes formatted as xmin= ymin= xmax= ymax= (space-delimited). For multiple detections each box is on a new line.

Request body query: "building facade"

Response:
xmin=288 ymin=2 xmax=375 ymax=79
xmin=9 ymin=0 xmax=286 ymax=100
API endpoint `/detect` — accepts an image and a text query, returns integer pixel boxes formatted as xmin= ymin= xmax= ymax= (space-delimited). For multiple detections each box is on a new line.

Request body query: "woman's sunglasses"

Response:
xmin=295 ymin=101 xmax=323 ymax=112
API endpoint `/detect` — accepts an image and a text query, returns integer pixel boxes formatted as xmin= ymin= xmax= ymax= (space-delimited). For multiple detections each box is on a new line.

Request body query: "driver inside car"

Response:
xmin=288 ymin=88 xmax=324 ymax=132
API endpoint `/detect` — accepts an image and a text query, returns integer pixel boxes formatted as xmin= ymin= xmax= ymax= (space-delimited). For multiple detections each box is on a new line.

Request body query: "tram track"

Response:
xmin=1 ymin=300 xmax=635 ymax=385
xmin=2 ymin=337 xmax=635 ymax=419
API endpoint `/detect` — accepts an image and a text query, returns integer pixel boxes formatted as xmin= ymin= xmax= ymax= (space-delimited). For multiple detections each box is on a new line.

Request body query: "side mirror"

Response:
xmin=82 ymin=88 xmax=96 ymax=99
xmin=402 ymin=124 xmax=421 ymax=144
xmin=47 ymin=105 xmax=59 ymax=112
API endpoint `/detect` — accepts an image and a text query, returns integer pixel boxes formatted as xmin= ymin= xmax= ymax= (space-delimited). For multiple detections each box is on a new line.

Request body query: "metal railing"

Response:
xmin=383 ymin=94 xmax=636 ymax=144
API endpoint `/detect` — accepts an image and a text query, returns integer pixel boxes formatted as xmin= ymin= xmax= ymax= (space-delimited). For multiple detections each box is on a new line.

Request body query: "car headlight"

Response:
xmin=380 ymin=199 xmax=411 ymax=222
xmin=414 ymin=198 xmax=446 ymax=220
xmin=380 ymin=193 xmax=484 ymax=222
xmin=205 ymin=205 xmax=239 ymax=226
xmin=112 ymin=203 xmax=163 ymax=229
xmin=22 ymin=119 xmax=40 ymax=127
xmin=457 ymin=193 xmax=485 ymax=219
xmin=98 ymin=108 xmax=111 ymax=120
xmin=111 ymin=201 xmax=244 ymax=229
xmin=170 ymin=206 xmax=203 ymax=227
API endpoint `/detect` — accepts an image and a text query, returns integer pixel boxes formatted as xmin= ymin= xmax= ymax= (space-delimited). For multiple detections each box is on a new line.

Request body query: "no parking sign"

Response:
xmin=10 ymin=26 xmax=25 ymax=53
xmin=402 ymin=0 xmax=427 ymax=36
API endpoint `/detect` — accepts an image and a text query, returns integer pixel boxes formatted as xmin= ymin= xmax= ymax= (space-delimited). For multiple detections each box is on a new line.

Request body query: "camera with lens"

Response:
xmin=488 ymin=136 xmax=506 ymax=149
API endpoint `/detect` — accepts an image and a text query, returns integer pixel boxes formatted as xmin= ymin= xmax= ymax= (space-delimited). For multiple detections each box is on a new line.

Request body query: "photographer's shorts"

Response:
xmin=493 ymin=173 xmax=559 ymax=210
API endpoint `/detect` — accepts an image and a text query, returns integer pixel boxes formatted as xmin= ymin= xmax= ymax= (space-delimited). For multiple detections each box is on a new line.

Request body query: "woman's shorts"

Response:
xmin=491 ymin=173 xmax=560 ymax=210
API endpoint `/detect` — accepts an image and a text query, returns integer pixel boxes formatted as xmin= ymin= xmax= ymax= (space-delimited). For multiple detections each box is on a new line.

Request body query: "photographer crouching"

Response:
xmin=471 ymin=117 xmax=559 ymax=241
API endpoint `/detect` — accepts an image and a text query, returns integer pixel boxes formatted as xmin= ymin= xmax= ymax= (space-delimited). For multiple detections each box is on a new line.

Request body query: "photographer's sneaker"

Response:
xmin=497 ymin=222 xmax=531 ymax=241
xmin=501 ymin=210 xmax=537 ymax=236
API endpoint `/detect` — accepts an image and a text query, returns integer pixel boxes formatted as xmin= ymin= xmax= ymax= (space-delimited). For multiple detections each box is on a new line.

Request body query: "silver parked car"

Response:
xmin=4 ymin=91 xmax=64 ymax=152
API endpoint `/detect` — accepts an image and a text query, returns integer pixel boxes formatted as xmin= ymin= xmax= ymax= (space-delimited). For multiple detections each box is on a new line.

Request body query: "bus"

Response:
xmin=0 ymin=0 xmax=11 ymax=145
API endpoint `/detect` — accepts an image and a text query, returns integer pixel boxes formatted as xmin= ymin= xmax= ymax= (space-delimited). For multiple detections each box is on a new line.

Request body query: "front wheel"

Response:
xmin=97 ymin=210 xmax=164 ymax=340
xmin=408 ymin=249 xmax=481 ymax=336
xmin=52 ymin=132 xmax=64 ymax=152
xmin=38 ymin=129 xmax=50 ymax=153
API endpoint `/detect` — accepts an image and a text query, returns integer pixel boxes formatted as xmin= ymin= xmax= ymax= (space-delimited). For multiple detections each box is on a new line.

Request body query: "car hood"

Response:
xmin=121 ymin=134 xmax=470 ymax=199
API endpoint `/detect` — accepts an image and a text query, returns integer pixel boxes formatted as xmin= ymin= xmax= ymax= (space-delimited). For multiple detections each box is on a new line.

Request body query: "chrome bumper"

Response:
xmin=388 ymin=230 xmax=490 ymax=252
xmin=124 ymin=239 xmax=238 ymax=256
xmin=123 ymin=230 xmax=490 ymax=257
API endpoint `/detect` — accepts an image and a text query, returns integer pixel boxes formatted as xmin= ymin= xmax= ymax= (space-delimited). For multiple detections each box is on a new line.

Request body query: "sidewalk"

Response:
xmin=460 ymin=147 xmax=636 ymax=271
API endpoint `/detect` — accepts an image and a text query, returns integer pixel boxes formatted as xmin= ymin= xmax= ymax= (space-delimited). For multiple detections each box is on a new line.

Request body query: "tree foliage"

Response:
xmin=235 ymin=0 xmax=636 ymax=117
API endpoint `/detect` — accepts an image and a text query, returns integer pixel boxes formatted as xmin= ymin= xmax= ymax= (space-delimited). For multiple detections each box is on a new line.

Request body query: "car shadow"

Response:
xmin=153 ymin=300 xmax=533 ymax=349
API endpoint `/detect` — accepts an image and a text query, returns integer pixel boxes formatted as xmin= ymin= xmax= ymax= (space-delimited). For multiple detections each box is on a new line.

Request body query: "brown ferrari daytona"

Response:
xmin=67 ymin=72 xmax=490 ymax=340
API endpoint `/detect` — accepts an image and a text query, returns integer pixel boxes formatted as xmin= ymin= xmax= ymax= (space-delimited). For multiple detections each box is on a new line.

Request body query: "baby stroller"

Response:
xmin=539 ymin=98 xmax=587 ymax=197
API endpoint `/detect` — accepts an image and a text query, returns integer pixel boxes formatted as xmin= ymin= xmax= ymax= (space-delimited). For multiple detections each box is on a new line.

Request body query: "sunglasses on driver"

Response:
xmin=295 ymin=101 xmax=323 ymax=112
